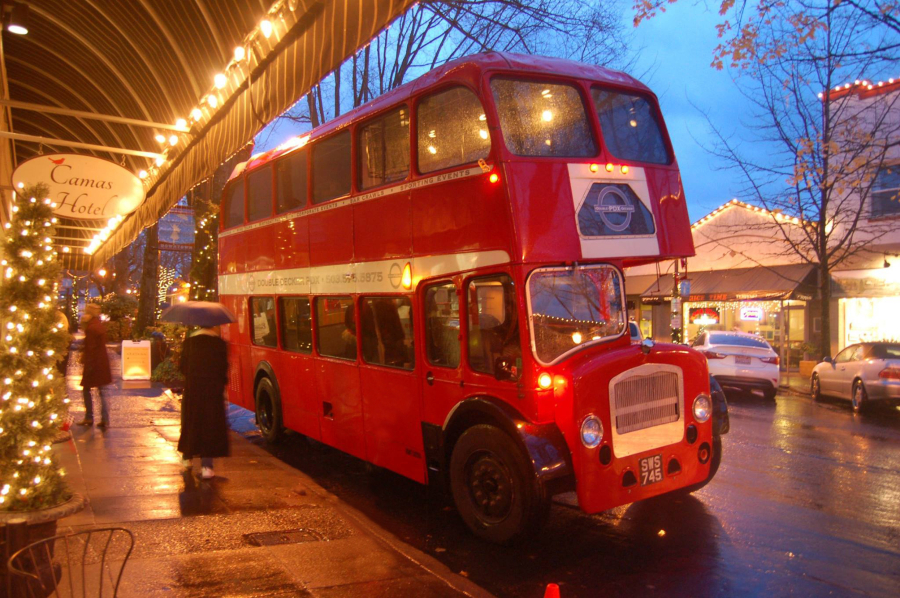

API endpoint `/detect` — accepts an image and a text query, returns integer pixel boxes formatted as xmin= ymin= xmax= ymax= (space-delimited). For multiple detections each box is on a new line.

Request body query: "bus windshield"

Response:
xmin=491 ymin=78 xmax=596 ymax=157
xmin=591 ymin=88 xmax=670 ymax=164
xmin=527 ymin=265 xmax=626 ymax=364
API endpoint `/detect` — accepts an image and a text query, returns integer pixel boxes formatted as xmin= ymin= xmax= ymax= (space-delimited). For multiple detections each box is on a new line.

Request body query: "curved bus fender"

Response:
xmin=422 ymin=396 xmax=575 ymax=496
xmin=253 ymin=361 xmax=280 ymax=404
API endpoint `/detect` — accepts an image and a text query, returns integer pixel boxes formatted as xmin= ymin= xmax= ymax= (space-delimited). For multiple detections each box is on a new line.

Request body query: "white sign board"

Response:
xmin=121 ymin=340 xmax=152 ymax=380
xmin=12 ymin=153 xmax=145 ymax=220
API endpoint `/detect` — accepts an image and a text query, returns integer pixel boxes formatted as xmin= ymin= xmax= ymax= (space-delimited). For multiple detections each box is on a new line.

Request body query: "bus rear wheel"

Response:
xmin=255 ymin=377 xmax=284 ymax=444
xmin=449 ymin=424 xmax=549 ymax=545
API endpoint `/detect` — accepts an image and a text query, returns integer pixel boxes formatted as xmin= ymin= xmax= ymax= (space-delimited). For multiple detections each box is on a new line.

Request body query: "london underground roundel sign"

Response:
xmin=11 ymin=153 xmax=145 ymax=220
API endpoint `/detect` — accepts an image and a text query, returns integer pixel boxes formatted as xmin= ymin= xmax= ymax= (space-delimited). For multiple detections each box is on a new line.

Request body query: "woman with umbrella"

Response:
xmin=161 ymin=302 xmax=235 ymax=479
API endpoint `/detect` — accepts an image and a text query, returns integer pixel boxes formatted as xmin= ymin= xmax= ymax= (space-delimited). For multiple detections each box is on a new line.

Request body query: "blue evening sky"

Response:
xmin=255 ymin=3 xmax=754 ymax=223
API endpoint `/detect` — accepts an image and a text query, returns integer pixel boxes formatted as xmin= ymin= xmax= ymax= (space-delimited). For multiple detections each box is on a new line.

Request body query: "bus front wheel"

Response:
xmin=255 ymin=377 xmax=284 ymax=444
xmin=449 ymin=424 xmax=549 ymax=545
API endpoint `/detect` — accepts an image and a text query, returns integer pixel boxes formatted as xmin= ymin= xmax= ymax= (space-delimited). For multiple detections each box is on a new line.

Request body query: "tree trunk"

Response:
xmin=307 ymin=88 xmax=319 ymax=128
xmin=818 ymin=261 xmax=832 ymax=360
xmin=333 ymin=64 xmax=341 ymax=118
xmin=135 ymin=224 xmax=159 ymax=335
xmin=112 ymin=249 xmax=130 ymax=294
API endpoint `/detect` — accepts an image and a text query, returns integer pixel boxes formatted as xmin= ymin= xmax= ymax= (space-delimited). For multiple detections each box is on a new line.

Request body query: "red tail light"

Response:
xmin=761 ymin=356 xmax=780 ymax=365
xmin=878 ymin=367 xmax=900 ymax=380
xmin=702 ymin=350 xmax=726 ymax=360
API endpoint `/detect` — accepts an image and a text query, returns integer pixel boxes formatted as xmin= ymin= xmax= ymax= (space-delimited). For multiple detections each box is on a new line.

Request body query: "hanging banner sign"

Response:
xmin=11 ymin=153 xmax=145 ymax=220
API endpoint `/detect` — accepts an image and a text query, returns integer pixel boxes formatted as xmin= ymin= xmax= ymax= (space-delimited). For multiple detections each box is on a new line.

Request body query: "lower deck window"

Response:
xmin=251 ymin=297 xmax=278 ymax=347
xmin=360 ymin=297 xmax=414 ymax=369
xmin=467 ymin=275 xmax=521 ymax=379
xmin=316 ymin=297 xmax=356 ymax=359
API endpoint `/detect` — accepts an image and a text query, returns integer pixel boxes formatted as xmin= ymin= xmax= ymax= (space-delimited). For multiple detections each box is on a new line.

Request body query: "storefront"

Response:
xmin=642 ymin=264 xmax=816 ymax=367
xmin=833 ymin=266 xmax=900 ymax=348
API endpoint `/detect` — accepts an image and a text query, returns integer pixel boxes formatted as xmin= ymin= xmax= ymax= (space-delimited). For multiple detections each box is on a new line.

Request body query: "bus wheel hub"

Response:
xmin=469 ymin=457 xmax=512 ymax=520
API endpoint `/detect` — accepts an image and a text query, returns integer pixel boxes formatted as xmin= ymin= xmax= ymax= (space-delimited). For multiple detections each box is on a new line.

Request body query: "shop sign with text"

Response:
xmin=11 ymin=153 xmax=145 ymax=220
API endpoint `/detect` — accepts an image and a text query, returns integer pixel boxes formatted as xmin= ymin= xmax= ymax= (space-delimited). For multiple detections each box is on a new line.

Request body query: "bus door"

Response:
xmin=419 ymin=281 xmax=465 ymax=438
xmin=313 ymin=296 xmax=365 ymax=460
xmin=276 ymin=297 xmax=320 ymax=439
xmin=359 ymin=296 xmax=425 ymax=483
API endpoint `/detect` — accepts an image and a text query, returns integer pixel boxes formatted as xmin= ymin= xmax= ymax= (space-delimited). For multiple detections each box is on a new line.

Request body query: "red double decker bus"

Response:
xmin=218 ymin=53 xmax=721 ymax=544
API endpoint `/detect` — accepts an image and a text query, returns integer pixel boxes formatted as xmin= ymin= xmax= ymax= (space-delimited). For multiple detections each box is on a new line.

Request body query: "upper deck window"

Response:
xmin=247 ymin=165 xmax=274 ymax=222
xmin=591 ymin=88 xmax=670 ymax=164
xmin=223 ymin=178 xmax=245 ymax=229
xmin=417 ymin=86 xmax=490 ymax=173
xmin=276 ymin=149 xmax=308 ymax=213
xmin=359 ymin=107 xmax=410 ymax=189
xmin=490 ymin=79 xmax=596 ymax=157
xmin=312 ymin=130 xmax=351 ymax=204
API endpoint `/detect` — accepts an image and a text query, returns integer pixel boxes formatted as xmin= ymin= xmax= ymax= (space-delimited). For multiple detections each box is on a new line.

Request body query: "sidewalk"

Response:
xmin=780 ymin=371 xmax=811 ymax=396
xmin=55 ymin=346 xmax=490 ymax=597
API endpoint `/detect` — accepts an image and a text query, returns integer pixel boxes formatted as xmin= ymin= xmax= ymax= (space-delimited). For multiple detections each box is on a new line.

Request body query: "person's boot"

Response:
xmin=97 ymin=420 xmax=108 ymax=429
xmin=77 ymin=418 xmax=93 ymax=426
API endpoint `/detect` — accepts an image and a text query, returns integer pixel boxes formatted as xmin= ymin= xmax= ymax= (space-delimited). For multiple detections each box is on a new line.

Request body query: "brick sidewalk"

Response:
xmin=54 ymin=344 xmax=490 ymax=597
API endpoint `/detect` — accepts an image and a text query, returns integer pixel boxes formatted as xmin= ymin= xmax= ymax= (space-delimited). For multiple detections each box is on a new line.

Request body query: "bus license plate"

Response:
xmin=639 ymin=454 xmax=663 ymax=486
xmin=735 ymin=355 xmax=751 ymax=365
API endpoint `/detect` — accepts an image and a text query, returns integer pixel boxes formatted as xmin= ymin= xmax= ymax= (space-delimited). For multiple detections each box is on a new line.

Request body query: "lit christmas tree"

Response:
xmin=0 ymin=183 xmax=71 ymax=511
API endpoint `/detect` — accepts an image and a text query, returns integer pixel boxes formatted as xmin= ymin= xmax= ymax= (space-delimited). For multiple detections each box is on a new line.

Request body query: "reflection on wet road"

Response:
xmin=229 ymin=392 xmax=900 ymax=597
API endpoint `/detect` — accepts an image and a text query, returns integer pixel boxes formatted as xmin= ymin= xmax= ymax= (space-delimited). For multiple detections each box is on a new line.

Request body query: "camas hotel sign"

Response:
xmin=11 ymin=154 xmax=146 ymax=220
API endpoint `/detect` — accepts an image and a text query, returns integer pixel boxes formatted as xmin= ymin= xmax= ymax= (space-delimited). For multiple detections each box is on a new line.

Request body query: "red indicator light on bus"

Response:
xmin=489 ymin=173 xmax=500 ymax=184
xmin=589 ymin=163 xmax=599 ymax=173
xmin=620 ymin=165 xmax=630 ymax=174
xmin=538 ymin=372 xmax=553 ymax=389
xmin=605 ymin=163 xmax=614 ymax=172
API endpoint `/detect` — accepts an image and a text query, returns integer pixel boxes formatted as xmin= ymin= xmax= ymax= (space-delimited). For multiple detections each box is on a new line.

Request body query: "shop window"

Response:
xmin=467 ymin=274 xmax=521 ymax=379
xmin=251 ymin=297 xmax=278 ymax=347
xmin=871 ymin=165 xmax=900 ymax=218
xmin=417 ymin=86 xmax=490 ymax=173
xmin=223 ymin=178 xmax=245 ymax=228
xmin=247 ymin=165 xmax=274 ymax=222
xmin=279 ymin=297 xmax=312 ymax=353
xmin=359 ymin=297 xmax=414 ymax=369
xmin=359 ymin=107 xmax=410 ymax=189
xmin=425 ymin=282 xmax=460 ymax=368
xmin=491 ymin=79 xmax=597 ymax=157
xmin=316 ymin=297 xmax=356 ymax=359
xmin=312 ymin=131 xmax=351 ymax=204
xmin=276 ymin=149 xmax=308 ymax=213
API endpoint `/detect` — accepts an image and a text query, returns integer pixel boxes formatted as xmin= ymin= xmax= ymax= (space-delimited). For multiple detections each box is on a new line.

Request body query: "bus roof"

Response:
xmin=233 ymin=52 xmax=648 ymax=179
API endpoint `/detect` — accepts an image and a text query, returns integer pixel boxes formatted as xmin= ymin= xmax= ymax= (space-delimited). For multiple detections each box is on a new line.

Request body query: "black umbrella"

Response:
xmin=159 ymin=301 xmax=237 ymax=327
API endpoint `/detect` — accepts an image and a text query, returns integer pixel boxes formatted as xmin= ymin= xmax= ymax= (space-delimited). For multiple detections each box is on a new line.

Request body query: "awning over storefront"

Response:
xmin=624 ymin=273 xmax=662 ymax=297
xmin=641 ymin=264 xmax=817 ymax=302
xmin=1 ymin=0 xmax=416 ymax=269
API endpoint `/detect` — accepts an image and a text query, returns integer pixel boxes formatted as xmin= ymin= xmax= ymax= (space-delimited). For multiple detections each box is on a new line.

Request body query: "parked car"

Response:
xmin=629 ymin=321 xmax=641 ymax=344
xmin=810 ymin=342 xmax=900 ymax=413
xmin=692 ymin=331 xmax=780 ymax=400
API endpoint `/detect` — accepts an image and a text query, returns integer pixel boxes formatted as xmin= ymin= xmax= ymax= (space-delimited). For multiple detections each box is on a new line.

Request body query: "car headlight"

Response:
xmin=693 ymin=394 xmax=711 ymax=423
xmin=580 ymin=415 xmax=603 ymax=448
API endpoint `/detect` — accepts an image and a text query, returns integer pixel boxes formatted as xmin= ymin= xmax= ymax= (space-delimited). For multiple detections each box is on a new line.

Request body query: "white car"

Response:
xmin=810 ymin=342 xmax=900 ymax=413
xmin=691 ymin=331 xmax=780 ymax=400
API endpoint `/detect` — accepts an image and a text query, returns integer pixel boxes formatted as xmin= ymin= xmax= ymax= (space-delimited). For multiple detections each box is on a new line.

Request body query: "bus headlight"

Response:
xmin=693 ymin=394 xmax=712 ymax=423
xmin=580 ymin=415 xmax=603 ymax=448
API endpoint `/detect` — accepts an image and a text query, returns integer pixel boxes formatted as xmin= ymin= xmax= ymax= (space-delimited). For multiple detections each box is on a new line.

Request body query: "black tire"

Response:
xmin=811 ymin=374 xmax=821 ymax=402
xmin=255 ymin=377 xmax=285 ymax=444
xmin=675 ymin=436 xmax=722 ymax=495
xmin=449 ymin=424 xmax=549 ymax=545
xmin=851 ymin=380 xmax=868 ymax=414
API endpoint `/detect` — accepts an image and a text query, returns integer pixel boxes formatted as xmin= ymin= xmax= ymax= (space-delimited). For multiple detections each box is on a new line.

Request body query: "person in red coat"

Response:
xmin=78 ymin=303 xmax=112 ymax=428
xmin=178 ymin=326 xmax=230 ymax=479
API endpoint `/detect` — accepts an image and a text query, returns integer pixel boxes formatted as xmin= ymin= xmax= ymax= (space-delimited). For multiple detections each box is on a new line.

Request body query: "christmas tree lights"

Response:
xmin=0 ymin=183 xmax=71 ymax=511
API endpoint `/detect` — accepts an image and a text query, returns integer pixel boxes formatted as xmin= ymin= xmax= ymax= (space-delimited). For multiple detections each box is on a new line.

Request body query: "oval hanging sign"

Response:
xmin=11 ymin=153 xmax=145 ymax=220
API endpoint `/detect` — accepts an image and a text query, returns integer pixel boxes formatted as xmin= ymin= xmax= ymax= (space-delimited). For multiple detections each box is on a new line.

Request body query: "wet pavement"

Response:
xmin=55 ymin=347 xmax=489 ymax=598
xmin=229 ymin=390 xmax=900 ymax=598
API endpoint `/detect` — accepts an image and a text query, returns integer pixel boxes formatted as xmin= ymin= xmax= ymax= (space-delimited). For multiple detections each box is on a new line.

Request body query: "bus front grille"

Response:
xmin=612 ymin=371 xmax=680 ymax=434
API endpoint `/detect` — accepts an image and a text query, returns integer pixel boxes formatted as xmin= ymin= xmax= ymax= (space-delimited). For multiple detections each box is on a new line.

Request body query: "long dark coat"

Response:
xmin=177 ymin=333 xmax=230 ymax=458
xmin=80 ymin=317 xmax=112 ymax=388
